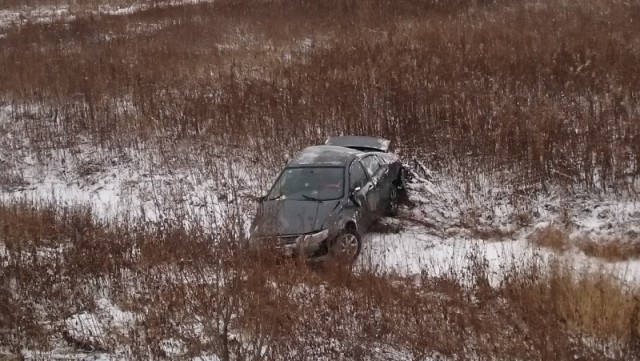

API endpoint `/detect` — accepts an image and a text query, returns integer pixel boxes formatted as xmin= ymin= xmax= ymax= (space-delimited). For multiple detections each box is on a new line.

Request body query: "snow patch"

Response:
xmin=64 ymin=297 xmax=137 ymax=351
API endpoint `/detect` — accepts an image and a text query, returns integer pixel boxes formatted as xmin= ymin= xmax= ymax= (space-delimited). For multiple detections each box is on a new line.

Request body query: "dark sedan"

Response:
xmin=249 ymin=136 xmax=405 ymax=263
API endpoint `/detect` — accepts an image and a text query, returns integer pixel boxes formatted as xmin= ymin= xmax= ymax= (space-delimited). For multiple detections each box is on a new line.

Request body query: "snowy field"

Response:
xmin=2 ymin=0 xmax=640 ymax=359
xmin=2 ymin=98 xmax=639 ymax=284
xmin=2 ymin=98 xmax=640 ymax=285
xmin=3 ymin=133 xmax=639 ymax=359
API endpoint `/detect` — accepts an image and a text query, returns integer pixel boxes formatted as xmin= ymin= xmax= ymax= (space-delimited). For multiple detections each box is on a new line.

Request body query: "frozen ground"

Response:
xmin=2 ymin=102 xmax=639 ymax=361
xmin=5 ymin=154 xmax=638 ymax=361
xmin=1 ymin=115 xmax=639 ymax=285
xmin=2 ymin=2 xmax=639 ymax=360
xmin=0 ymin=0 xmax=638 ymax=278
xmin=2 ymin=113 xmax=640 ymax=361
xmin=356 ymin=165 xmax=640 ymax=284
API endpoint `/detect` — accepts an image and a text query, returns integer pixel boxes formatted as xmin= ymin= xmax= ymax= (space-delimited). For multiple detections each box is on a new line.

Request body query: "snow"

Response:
xmin=0 ymin=135 xmax=259 ymax=234
xmin=3 ymin=154 xmax=638 ymax=361
xmin=1 ymin=128 xmax=639 ymax=283
xmin=0 ymin=0 xmax=217 ymax=32
xmin=63 ymin=297 xmax=137 ymax=355
xmin=65 ymin=312 xmax=105 ymax=344
xmin=571 ymin=199 xmax=640 ymax=236
xmin=359 ymin=224 xmax=640 ymax=285
xmin=2 ymin=3 xmax=638 ymax=360
xmin=159 ymin=338 xmax=186 ymax=357
xmin=190 ymin=354 xmax=221 ymax=361
xmin=2 ymin=107 xmax=640 ymax=361
xmin=13 ymin=148 xmax=636 ymax=358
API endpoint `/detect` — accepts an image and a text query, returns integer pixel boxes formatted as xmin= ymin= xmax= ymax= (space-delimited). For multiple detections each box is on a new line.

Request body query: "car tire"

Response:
xmin=386 ymin=186 xmax=399 ymax=217
xmin=330 ymin=228 xmax=362 ymax=263
xmin=395 ymin=168 xmax=409 ymax=204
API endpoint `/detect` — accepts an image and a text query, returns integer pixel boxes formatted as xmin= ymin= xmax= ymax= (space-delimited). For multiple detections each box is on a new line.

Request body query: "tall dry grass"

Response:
xmin=530 ymin=226 xmax=640 ymax=261
xmin=0 ymin=0 xmax=196 ymax=11
xmin=1 ymin=200 xmax=639 ymax=360
xmin=2 ymin=1 xmax=640 ymax=358
xmin=0 ymin=0 xmax=639 ymax=192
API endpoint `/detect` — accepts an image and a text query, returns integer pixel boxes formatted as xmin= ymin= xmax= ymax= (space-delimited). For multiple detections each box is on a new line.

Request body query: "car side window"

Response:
xmin=374 ymin=154 xmax=387 ymax=165
xmin=349 ymin=161 xmax=368 ymax=191
xmin=360 ymin=156 xmax=381 ymax=177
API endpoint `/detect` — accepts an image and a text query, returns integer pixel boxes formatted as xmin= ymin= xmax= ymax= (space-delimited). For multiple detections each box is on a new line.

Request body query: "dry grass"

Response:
xmin=0 ymin=0 xmax=187 ymax=11
xmin=2 ymin=0 xmax=640 ymax=359
xmin=530 ymin=226 xmax=640 ymax=261
xmin=500 ymin=258 xmax=640 ymax=357
xmin=1 ymin=200 xmax=640 ymax=360
xmin=578 ymin=236 xmax=640 ymax=262
xmin=0 ymin=0 xmax=639 ymax=191
xmin=529 ymin=226 xmax=572 ymax=253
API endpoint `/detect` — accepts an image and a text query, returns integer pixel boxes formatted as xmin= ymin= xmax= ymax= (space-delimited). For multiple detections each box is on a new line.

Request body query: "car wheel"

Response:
xmin=395 ymin=169 xmax=409 ymax=203
xmin=386 ymin=186 xmax=399 ymax=217
xmin=330 ymin=228 xmax=362 ymax=262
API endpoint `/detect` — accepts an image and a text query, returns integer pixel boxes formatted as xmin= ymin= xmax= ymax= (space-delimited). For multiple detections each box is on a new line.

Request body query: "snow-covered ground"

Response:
xmin=1 ymin=3 xmax=640 ymax=357
xmin=2 ymin=100 xmax=640 ymax=283
xmin=2 ymin=115 xmax=639 ymax=285
xmin=4 ymin=105 xmax=639 ymax=361
xmin=356 ymin=166 xmax=640 ymax=284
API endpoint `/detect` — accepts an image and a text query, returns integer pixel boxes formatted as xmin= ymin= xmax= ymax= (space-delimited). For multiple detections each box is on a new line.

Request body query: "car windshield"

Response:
xmin=267 ymin=167 xmax=344 ymax=201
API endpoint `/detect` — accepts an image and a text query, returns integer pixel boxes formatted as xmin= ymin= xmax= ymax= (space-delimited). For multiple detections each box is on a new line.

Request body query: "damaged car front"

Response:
xmin=248 ymin=164 xmax=360 ymax=261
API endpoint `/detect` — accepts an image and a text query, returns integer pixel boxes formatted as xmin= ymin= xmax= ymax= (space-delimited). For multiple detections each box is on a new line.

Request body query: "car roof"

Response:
xmin=287 ymin=145 xmax=362 ymax=167
xmin=324 ymin=136 xmax=391 ymax=152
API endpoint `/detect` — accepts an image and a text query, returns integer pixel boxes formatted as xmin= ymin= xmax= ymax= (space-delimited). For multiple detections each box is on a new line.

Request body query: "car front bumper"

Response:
xmin=278 ymin=229 xmax=330 ymax=257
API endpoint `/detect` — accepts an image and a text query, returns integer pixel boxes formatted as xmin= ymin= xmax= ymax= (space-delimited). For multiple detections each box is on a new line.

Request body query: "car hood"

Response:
xmin=251 ymin=199 xmax=341 ymax=237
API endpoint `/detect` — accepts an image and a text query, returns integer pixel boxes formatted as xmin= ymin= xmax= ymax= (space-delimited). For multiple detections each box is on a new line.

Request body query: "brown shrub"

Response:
xmin=0 ymin=0 xmax=639 ymax=190
xmin=578 ymin=236 xmax=640 ymax=262
xmin=499 ymin=258 xmax=640 ymax=359
xmin=2 ymin=200 xmax=640 ymax=359
xmin=529 ymin=226 xmax=571 ymax=253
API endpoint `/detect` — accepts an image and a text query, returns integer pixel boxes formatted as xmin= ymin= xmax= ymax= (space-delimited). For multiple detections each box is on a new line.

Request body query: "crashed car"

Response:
xmin=249 ymin=136 xmax=405 ymax=262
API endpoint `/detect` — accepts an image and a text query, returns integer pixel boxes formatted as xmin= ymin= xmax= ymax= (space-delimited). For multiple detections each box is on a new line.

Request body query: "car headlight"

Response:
xmin=301 ymin=229 xmax=329 ymax=247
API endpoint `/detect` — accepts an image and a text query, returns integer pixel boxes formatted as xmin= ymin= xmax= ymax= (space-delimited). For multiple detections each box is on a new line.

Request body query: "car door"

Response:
xmin=372 ymin=154 xmax=394 ymax=207
xmin=360 ymin=155 xmax=384 ymax=216
xmin=348 ymin=160 xmax=375 ymax=227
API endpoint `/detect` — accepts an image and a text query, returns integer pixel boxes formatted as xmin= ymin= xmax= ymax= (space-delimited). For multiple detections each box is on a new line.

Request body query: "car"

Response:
xmin=248 ymin=136 xmax=405 ymax=263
